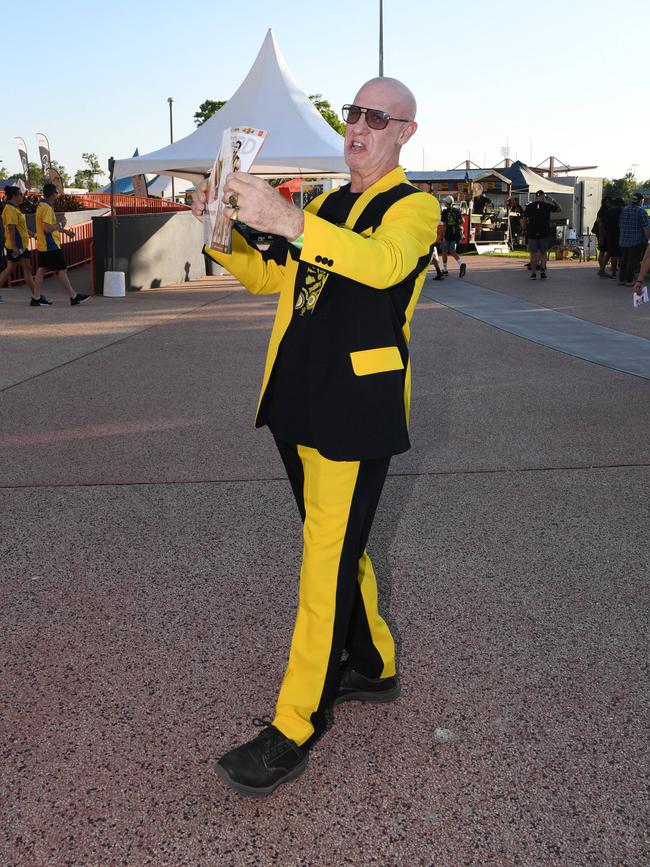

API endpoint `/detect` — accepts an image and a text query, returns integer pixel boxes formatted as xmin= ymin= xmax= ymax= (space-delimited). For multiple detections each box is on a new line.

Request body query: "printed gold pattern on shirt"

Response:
xmin=294 ymin=265 xmax=329 ymax=315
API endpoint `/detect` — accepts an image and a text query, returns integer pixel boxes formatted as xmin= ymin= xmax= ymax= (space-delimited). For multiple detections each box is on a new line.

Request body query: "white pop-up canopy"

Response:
xmin=113 ymin=29 xmax=348 ymax=182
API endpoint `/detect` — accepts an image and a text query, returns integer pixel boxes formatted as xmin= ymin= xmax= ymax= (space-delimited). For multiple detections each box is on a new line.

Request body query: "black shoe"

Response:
xmin=433 ymin=273 xmax=444 ymax=280
xmin=540 ymin=270 xmax=547 ymax=279
xmin=215 ymin=718 xmax=308 ymax=798
xmin=70 ymin=293 xmax=90 ymax=305
xmin=459 ymin=263 xmax=467 ymax=278
xmin=530 ymin=272 xmax=537 ymax=280
xmin=442 ymin=269 xmax=449 ymax=276
xmin=333 ymin=665 xmax=400 ymax=706
xmin=30 ymin=295 xmax=53 ymax=306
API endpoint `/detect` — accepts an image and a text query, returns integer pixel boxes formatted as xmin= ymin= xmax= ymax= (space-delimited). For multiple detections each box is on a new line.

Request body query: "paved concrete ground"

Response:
xmin=1 ymin=257 xmax=648 ymax=866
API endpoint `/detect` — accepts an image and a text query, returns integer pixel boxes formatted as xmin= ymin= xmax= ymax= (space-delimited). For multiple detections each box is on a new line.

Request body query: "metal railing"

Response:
xmin=79 ymin=193 xmax=189 ymax=214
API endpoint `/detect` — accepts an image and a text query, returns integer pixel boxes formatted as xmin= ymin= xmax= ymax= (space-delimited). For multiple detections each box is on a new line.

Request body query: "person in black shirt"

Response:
xmin=439 ymin=195 xmax=467 ymax=277
xmin=595 ymin=196 xmax=612 ymax=276
xmin=603 ymin=198 xmax=624 ymax=279
xmin=472 ymin=192 xmax=492 ymax=215
xmin=521 ymin=189 xmax=560 ymax=279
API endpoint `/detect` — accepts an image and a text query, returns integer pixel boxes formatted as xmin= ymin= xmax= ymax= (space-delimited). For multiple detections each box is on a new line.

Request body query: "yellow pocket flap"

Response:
xmin=350 ymin=346 xmax=404 ymax=376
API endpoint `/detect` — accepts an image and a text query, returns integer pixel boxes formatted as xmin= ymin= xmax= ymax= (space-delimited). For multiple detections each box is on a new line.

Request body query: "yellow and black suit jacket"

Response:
xmin=204 ymin=166 xmax=440 ymax=461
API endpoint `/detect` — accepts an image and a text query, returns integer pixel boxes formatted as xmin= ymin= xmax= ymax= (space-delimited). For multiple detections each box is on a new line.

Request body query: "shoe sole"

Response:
xmin=214 ymin=755 xmax=308 ymax=798
xmin=333 ymin=682 xmax=401 ymax=707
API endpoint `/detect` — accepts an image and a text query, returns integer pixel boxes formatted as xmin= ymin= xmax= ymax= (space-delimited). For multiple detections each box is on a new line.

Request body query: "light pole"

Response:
xmin=168 ymin=97 xmax=175 ymax=201
xmin=379 ymin=0 xmax=384 ymax=76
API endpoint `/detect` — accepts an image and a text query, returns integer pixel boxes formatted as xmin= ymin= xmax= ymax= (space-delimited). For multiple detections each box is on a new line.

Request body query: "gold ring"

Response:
xmin=228 ymin=194 xmax=238 ymax=208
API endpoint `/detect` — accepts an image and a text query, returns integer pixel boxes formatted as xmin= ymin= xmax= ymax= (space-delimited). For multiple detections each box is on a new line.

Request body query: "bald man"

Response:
xmin=193 ymin=77 xmax=440 ymax=797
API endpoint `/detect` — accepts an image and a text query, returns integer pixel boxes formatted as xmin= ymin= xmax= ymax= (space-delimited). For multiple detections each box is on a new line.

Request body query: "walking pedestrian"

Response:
xmin=522 ymin=190 xmax=560 ymax=280
xmin=617 ymin=193 xmax=650 ymax=287
xmin=34 ymin=183 xmax=90 ymax=306
xmin=192 ymin=76 xmax=438 ymax=797
xmin=439 ymin=196 xmax=467 ymax=277
xmin=0 ymin=186 xmax=39 ymax=301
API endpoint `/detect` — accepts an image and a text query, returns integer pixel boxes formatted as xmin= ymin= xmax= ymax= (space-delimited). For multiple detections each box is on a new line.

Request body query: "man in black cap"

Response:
xmin=521 ymin=189 xmax=560 ymax=279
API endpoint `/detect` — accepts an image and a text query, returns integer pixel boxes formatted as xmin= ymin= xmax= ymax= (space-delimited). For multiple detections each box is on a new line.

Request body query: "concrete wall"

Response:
xmin=92 ymin=211 xmax=207 ymax=292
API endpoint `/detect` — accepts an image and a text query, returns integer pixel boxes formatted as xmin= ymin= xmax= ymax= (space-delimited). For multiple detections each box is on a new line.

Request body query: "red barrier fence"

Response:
xmin=76 ymin=193 xmax=189 ymax=214
xmin=7 ymin=221 xmax=93 ymax=287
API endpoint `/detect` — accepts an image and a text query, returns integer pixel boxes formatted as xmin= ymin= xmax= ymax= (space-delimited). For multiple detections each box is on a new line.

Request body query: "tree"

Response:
xmin=14 ymin=161 xmax=44 ymax=190
xmin=0 ymin=166 xmax=7 ymax=180
xmin=73 ymin=152 xmax=103 ymax=191
xmin=51 ymin=160 xmax=70 ymax=187
xmin=308 ymin=94 xmax=345 ymax=136
xmin=603 ymin=172 xmax=637 ymax=201
xmin=194 ymin=100 xmax=226 ymax=126
xmin=192 ymin=93 xmax=345 ymax=136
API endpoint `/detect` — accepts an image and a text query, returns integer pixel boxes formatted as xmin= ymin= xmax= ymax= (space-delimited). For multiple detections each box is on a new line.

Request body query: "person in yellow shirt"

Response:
xmin=34 ymin=183 xmax=89 ymax=306
xmin=0 ymin=186 xmax=38 ymax=302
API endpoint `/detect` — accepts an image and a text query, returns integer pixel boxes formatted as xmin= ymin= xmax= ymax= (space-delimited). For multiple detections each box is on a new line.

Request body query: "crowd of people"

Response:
xmin=594 ymin=192 xmax=649 ymax=288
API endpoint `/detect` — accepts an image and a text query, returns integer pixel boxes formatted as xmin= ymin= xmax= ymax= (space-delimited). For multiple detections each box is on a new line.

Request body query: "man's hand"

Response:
xmin=191 ymin=180 xmax=208 ymax=221
xmin=223 ymin=173 xmax=304 ymax=240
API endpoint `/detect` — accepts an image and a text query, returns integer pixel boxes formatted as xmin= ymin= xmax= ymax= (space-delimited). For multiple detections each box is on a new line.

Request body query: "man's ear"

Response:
xmin=398 ymin=120 xmax=418 ymax=146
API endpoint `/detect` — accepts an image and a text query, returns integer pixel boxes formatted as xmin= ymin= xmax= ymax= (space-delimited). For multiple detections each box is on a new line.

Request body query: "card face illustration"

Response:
xmin=204 ymin=126 xmax=268 ymax=253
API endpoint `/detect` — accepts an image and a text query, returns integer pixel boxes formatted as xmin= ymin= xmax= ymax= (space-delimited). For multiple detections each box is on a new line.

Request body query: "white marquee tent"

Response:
xmin=113 ymin=29 xmax=348 ymax=182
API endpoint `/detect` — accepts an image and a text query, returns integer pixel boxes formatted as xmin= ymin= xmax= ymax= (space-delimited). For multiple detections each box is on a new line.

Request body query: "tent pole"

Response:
xmin=108 ymin=157 xmax=116 ymax=273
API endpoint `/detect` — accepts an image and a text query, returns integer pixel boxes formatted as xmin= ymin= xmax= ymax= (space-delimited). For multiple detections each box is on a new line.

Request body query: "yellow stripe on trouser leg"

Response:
xmin=272 ymin=445 xmax=371 ymax=746
xmin=273 ymin=444 xmax=396 ymax=745
xmin=356 ymin=552 xmax=396 ymax=678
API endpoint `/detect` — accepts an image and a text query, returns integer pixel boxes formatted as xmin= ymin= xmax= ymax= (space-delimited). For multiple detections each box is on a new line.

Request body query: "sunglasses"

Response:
xmin=342 ymin=104 xmax=412 ymax=131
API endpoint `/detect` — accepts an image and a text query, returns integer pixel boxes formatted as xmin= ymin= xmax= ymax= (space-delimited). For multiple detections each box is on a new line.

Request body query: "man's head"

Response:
xmin=343 ymin=77 xmax=418 ymax=191
xmin=43 ymin=182 xmax=58 ymax=200
xmin=631 ymin=192 xmax=645 ymax=205
xmin=444 ymin=195 xmax=454 ymax=206
xmin=4 ymin=185 xmax=23 ymax=204
xmin=535 ymin=189 xmax=545 ymax=200
xmin=614 ymin=197 xmax=625 ymax=207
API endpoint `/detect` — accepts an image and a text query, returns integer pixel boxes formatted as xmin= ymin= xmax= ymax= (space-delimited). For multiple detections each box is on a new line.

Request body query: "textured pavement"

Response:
xmin=1 ymin=258 xmax=648 ymax=866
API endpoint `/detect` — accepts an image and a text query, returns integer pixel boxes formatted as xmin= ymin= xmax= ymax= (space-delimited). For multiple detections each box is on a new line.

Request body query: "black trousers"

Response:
xmin=619 ymin=243 xmax=646 ymax=284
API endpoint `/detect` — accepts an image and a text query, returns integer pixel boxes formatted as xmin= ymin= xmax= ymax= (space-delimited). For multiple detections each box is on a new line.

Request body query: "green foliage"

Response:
xmin=192 ymin=94 xmax=344 ymax=136
xmin=194 ymin=100 xmax=227 ymax=126
xmin=51 ymin=160 xmax=70 ymax=187
xmin=16 ymin=162 xmax=44 ymax=189
xmin=603 ymin=172 xmax=637 ymax=201
xmin=73 ymin=152 xmax=103 ymax=191
xmin=0 ymin=166 xmax=7 ymax=180
xmin=309 ymin=94 xmax=345 ymax=135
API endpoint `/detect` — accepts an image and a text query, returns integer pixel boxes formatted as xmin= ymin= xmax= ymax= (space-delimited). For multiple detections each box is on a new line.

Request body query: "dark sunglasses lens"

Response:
xmin=343 ymin=104 xmax=361 ymax=124
xmin=366 ymin=109 xmax=389 ymax=130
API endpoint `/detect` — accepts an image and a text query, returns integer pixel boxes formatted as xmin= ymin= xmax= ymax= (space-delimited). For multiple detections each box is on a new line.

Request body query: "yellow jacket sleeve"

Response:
xmin=204 ymin=228 xmax=284 ymax=296
xmin=300 ymin=192 xmax=440 ymax=289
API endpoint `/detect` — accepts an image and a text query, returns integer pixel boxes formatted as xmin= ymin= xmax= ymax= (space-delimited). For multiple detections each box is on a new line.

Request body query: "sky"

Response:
xmin=1 ymin=0 xmax=647 ymax=186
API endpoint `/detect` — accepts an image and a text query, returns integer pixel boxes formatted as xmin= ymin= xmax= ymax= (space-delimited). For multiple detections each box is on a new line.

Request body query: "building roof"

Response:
xmin=406 ymin=169 xmax=512 ymax=185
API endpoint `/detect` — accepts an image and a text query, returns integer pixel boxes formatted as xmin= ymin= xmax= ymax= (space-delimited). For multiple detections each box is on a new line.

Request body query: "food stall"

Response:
xmin=407 ymin=169 xmax=513 ymax=251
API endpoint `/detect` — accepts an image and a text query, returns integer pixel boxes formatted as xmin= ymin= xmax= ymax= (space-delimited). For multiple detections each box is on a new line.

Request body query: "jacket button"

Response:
xmin=327 ymin=259 xmax=334 ymax=267
xmin=315 ymin=255 xmax=322 ymax=263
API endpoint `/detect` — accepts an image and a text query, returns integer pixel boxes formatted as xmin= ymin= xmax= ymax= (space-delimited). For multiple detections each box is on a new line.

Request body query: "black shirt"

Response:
xmin=523 ymin=199 xmax=560 ymax=238
xmin=265 ymin=187 xmax=362 ymax=446
xmin=472 ymin=194 xmax=492 ymax=214
xmin=604 ymin=206 xmax=621 ymax=246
